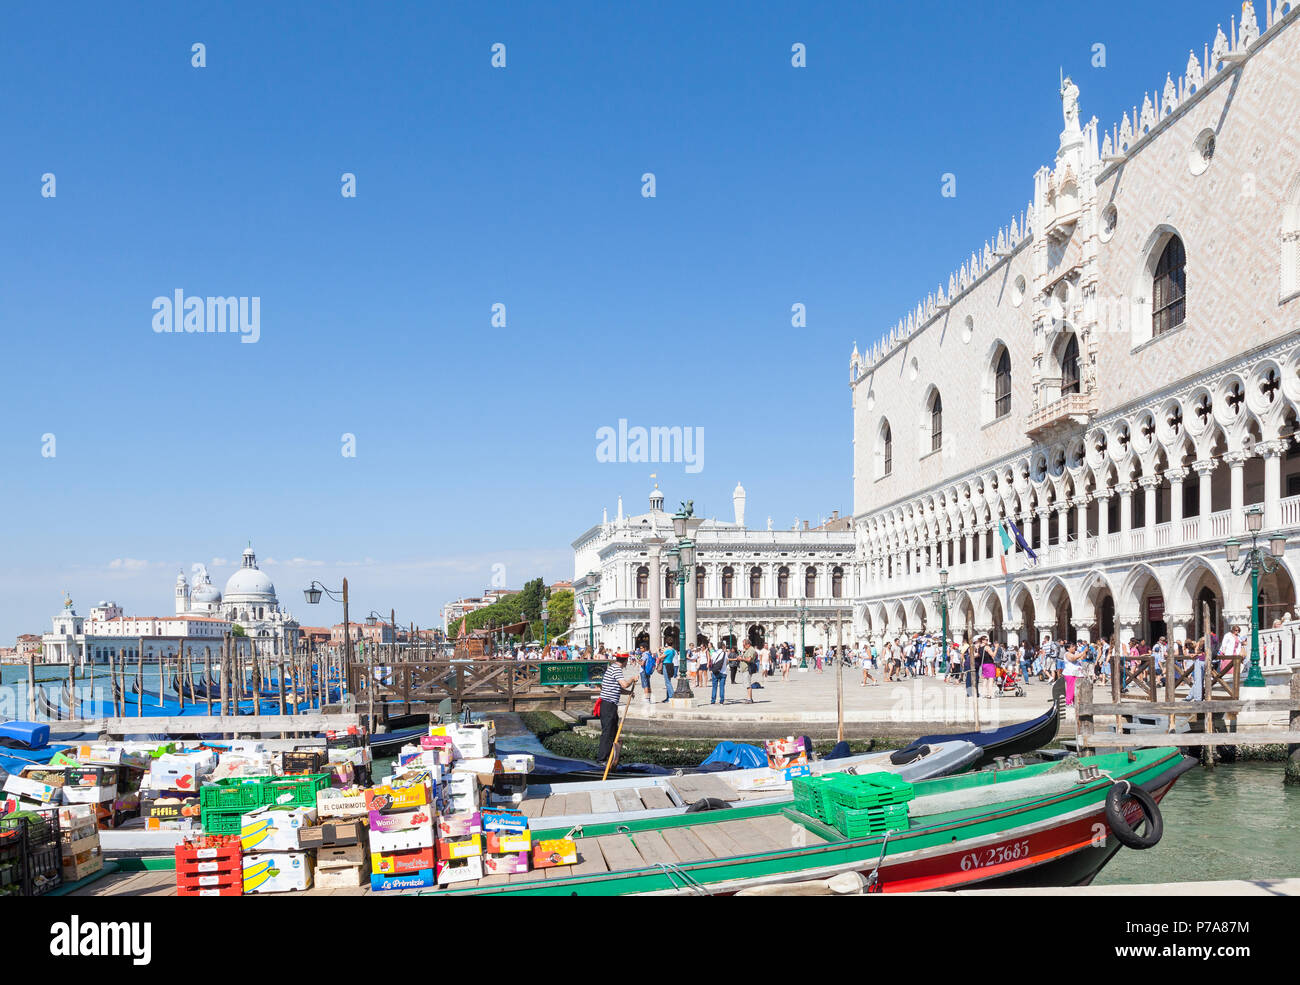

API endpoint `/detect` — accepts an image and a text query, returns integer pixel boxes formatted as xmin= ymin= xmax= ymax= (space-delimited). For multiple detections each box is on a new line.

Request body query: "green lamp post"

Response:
xmin=932 ymin=567 xmax=951 ymax=673
xmin=580 ymin=576 xmax=598 ymax=655
xmin=1225 ymin=504 xmax=1286 ymax=689
xmin=796 ymin=599 xmax=808 ymax=669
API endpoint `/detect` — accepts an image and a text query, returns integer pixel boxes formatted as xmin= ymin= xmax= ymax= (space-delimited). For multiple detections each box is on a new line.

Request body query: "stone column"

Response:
xmin=1096 ymin=488 xmax=1111 ymax=553
xmin=647 ymin=539 xmax=664 ymax=653
xmin=1075 ymin=496 xmax=1089 ymax=556
xmin=1227 ymin=451 xmax=1248 ymax=534
xmin=1166 ymin=468 xmax=1189 ymax=543
xmin=1194 ymin=459 xmax=1217 ymax=541
xmin=964 ymin=532 xmax=975 ymax=570
xmin=1055 ymin=502 xmax=1067 ymax=550
xmin=1165 ymin=612 xmax=1192 ymax=644
xmin=1117 ymin=482 xmax=1134 ymax=550
xmin=1139 ymin=474 xmax=1160 ymax=534
xmin=1073 ymin=624 xmax=1093 ymax=644
xmin=1259 ymin=439 xmax=1287 ymax=530
xmin=1036 ymin=507 xmax=1050 ymax=555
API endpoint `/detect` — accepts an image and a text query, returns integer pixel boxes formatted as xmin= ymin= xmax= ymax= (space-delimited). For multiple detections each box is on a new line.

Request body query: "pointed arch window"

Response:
xmin=1061 ymin=335 xmax=1080 ymax=395
xmin=930 ymin=393 xmax=943 ymax=452
xmin=1152 ymin=236 xmax=1186 ymax=336
xmin=994 ymin=349 xmax=1012 ymax=418
xmin=882 ymin=422 xmax=893 ymax=476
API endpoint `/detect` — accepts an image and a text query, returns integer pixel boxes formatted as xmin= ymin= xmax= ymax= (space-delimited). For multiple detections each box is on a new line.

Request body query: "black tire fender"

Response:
xmin=685 ymin=797 xmax=731 ymax=813
xmin=1104 ymin=782 xmax=1163 ymax=850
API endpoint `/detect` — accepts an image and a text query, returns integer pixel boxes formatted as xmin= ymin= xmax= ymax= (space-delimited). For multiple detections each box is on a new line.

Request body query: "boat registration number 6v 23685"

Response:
xmin=959 ymin=840 xmax=1030 ymax=871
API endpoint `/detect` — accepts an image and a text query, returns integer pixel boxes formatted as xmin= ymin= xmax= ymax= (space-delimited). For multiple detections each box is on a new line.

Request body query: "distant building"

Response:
xmin=442 ymin=589 xmax=517 ymax=632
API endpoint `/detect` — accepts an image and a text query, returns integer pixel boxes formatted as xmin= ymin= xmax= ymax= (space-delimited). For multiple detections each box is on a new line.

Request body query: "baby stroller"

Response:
xmin=994 ymin=665 xmax=1025 ymax=697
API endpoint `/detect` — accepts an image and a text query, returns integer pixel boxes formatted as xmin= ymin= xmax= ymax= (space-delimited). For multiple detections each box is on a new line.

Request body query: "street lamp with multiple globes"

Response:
xmin=931 ymin=568 xmax=951 ymax=674
xmin=541 ymin=599 xmax=550 ymax=650
xmin=580 ymin=575 xmax=598 ymax=655
xmin=1225 ymin=504 xmax=1286 ymax=689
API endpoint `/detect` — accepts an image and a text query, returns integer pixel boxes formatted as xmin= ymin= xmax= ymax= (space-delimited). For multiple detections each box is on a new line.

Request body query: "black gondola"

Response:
xmin=894 ymin=688 xmax=1064 ymax=768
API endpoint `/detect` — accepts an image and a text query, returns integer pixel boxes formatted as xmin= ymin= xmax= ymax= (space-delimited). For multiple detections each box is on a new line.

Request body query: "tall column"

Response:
xmin=1074 ymin=496 xmax=1089 ymax=556
xmin=1166 ymin=468 xmax=1189 ymax=543
xmin=964 ymin=531 xmax=975 ymax=569
xmin=1194 ymin=459 xmax=1217 ymax=541
xmin=1139 ymin=474 xmax=1161 ymax=541
xmin=685 ymin=558 xmax=698 ymax=649
xmin=1258 ymin=440 xmax=1286 ymax=530
xmin=1227 ymin=451 xmax=1248 ymax=534
xmin=647 ymin=540 xmax=664 ymax=653
xmin=1073 ymin=623 xmax=1093 ymax=644
xmin=1055 ymin=502 xmax=1068 ymax=550
xmin=1117 ymin=482 xmax=1134 ymax=550
xmin=1036 ymin=506 xmax=1050 ymax=554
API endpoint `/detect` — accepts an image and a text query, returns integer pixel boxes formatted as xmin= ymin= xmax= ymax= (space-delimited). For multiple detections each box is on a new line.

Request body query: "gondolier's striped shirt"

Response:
xmin=600 ymin=663 xmax=627 ymax=702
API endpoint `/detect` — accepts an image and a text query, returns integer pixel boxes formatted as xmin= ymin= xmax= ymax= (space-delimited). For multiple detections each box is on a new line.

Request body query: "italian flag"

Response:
xmin=997 ymin=522 xmax=1015 ymax=575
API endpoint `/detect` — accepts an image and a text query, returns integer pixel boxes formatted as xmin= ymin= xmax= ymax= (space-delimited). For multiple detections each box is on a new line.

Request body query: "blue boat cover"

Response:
xmin=698 ymin=741 xmax=766 ymax=770
xmin=0 ymin=744 xmax=71 ymax=774
xmin=0 ymin=722 xmax=50 ymax=749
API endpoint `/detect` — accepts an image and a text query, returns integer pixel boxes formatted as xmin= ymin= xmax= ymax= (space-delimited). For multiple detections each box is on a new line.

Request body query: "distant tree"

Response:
xmin=231 ymin=624 xmax=247 ymax=637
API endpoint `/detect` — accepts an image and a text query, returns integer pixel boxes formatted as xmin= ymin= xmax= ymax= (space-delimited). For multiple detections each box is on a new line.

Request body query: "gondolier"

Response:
xmin=597 ymin=653 xmax=639 ymax=769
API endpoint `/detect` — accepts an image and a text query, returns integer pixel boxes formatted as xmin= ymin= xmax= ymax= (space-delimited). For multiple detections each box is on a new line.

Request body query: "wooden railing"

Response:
xmin=364 ymin=657 xmax=607 ymax=714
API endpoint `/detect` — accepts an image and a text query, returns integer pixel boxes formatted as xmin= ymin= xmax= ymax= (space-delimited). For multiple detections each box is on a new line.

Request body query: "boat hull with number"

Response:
xmin=419 ymin=746 xmax=1193 ymax=895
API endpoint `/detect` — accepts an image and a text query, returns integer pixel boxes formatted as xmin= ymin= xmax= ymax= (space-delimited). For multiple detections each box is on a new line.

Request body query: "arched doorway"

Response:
xmin=747 ymin=625 xmax=766 ymax=646
xmin=1257 ymin=564 xmax=1297 ymax=626
xmin=1043 ymin=582 xmax=1073 ymax=643
xmin=662 ymin=625 xmax=680 ymax=648
xmin=634 ymin=630 xmax=650 ymax=649
xmin=1129 ymin=572 xmax=1165 ymax=643
xmin=1099 ymin=595 xmax=1115 ymax=642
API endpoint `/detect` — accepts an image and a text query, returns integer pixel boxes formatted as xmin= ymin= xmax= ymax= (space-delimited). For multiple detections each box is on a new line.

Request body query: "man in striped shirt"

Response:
xmin=598 ymin=653 xmax=639 ymax=768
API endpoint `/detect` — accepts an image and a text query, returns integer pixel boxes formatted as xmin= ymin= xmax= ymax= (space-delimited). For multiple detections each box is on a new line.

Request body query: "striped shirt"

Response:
xmin=600 ymin=662 xmax=628 ymax=701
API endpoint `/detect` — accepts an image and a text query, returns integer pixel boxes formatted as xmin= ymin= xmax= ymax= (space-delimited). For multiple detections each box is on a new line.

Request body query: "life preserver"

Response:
xmin=685 ymin=797 xmax=730 ymax=813
xmin=1104 ymin=782 xmax=1163 ymax=850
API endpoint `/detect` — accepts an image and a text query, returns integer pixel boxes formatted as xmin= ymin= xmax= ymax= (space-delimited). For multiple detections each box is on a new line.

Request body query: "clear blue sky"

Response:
xmin=0 ymin=0 xmax=1237 ymax=639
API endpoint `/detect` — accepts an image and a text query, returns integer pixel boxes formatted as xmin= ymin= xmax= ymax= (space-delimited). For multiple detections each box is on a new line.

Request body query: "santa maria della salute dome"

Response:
xmin=175 ymin=545 xmax=299 ymax=655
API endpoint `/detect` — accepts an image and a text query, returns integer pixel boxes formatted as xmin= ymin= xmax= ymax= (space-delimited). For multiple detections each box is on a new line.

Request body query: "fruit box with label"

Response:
xmin=149 ymin=752 xmax=217 ymax=793
xmin=371 ymin=845 xmax=436 ymax=875
xmin=63 ymin=783 xmax=118 ymax=805
xmin=435 ymin=854 xmax=484 ymax=885
xmin=764 ymin=736 xmax=809 ymax=770
xmin=532 ymin=838 xmax=578 ymax=867
xmin=368 ymin=806 xmax=434 ymax=833
xmin=368 ymin=817 xmax=436 ymax=854
xmin=298 ymin=819 xmax=364 ymax=849
xmin=243 ymin=851 xmax=313 ymax=894
xmin=141 ymin=795 xmax=201 ymax=819
xmin=2 ymin=774 xmax=60 ymax=804
xmin=316 ymin=789 xmax=368 ymax=817
xmin=64 ymin=767 xmax=118 ymax=789
xmin=239 ymin=805 xmax=317 ymax=852
xmin=481 ymin=809 xmax=528 ymax=833
xmin=483 ymin=851 xmax=530 ymax=876
xmin=454 ymin=757 xmax=499 ymax=776
xmin=484 ymin=829 xmax=531 ymax=854
xmin=371 ymin=867 xmax=436 ymax=892
xmin=499 ymin=754 xmax=535 ymax=774
xmin=396 ymin=748 xmax=446 ymax=779
xmin=435 ymin=811 xmax=481 ymax=838
xmin=364 ymin=780 xmax=430 ymax=813
xmin=436 ymin=832 xmax=483 ymax=861
xmin=316 ymin=843 xmax=367 ymax=869
xmin=446 ymin=725 xmax=493 ymax=760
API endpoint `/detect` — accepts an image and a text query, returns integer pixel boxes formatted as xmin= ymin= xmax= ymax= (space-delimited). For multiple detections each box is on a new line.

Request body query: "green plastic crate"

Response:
xmin=832 ymin=801 xmax=910 ymax=838
xmin=792 ymin=775 xmax=839 ymax=822
xmin=260 ymin=774 xmax=330 ymax=808
xmin=826 ymin=772 xmax=915 ymax=810
xmin=200 ymin=809 xmax=245 ymax=835
xmin=199 ymin=778 xmax=266 ymax=811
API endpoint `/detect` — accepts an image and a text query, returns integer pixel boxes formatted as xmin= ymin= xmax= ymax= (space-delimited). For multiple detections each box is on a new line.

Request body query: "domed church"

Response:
xmin=175 ymin=545 xmax=300 ymax=655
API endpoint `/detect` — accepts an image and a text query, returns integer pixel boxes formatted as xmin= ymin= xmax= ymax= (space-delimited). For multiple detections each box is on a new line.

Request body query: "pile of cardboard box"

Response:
xmin=57 ymin=804 xmax=103 ymax=883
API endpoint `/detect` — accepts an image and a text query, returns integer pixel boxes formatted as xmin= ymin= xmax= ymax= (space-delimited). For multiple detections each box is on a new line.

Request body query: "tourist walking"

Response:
xmin=638 ymin=646 xmax=657 ymax=702
xmin=660 ymin=643 xmax=677 ymax=702
xmin=860 ymin=644 xmax=877 ymax=686
xmin=780 ymin=643 xmax=792 ymax=681
xmin=597 ymin=653 xmax=638 ymax=769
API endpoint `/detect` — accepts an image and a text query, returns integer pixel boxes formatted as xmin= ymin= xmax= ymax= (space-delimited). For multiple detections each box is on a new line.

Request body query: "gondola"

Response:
xmin=894 ymin=692 xmax=1064 ymax=768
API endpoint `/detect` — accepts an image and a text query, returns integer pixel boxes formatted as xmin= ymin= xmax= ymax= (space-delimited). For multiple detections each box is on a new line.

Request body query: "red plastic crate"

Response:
xmin=176 ymin=882 xmax=242 ymax=897
xmin=176 ymin=868 xmax=242 ymax=893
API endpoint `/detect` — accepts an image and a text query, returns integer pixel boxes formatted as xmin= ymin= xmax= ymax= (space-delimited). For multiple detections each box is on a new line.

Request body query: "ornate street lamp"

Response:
xmin=541 ymin=599 xmax=550 ymax=649
xmin=303 ymin=579 xmax=353 ymax=694
xmin=796 ymin=599 xmax=808 ymax=668
xmin=932 ymin=567 xmax=951 ymax=673
xmin=1225 ymin=504 xmax=1285 ymax=688
xmin=580 ymin=575 xmax=598 ymax=655
xmin=673 ymin=538 xmax=696 ymax=699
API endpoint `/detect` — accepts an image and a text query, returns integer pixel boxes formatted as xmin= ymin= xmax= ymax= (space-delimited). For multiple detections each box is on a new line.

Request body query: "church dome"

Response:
xmin=223 ymin=546 xmax=276 ymax=600
xmin=192 ymin=583 xmax=222 ymax=604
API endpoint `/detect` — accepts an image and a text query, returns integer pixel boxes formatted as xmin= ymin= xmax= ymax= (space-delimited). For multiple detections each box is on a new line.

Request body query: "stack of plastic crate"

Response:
xmin=175 ymin=836 xmax=242 ymax=896
xmin=825 ymin=773 xmax=915 ymax=839
xmin=199 ymin=774 xmax=331 ymax=834
xmin=791 ymin=774 xmax=840 ymax=823
xmin=0 ymin=807 xmax=63 ymax=896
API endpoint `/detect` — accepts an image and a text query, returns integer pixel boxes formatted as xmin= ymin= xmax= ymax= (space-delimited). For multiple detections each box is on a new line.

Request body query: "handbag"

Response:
xmin=592 ymin=698 xmax=602 ymax=717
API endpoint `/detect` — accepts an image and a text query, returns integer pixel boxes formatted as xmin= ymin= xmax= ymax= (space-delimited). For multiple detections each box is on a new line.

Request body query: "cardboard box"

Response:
xmin=454 ymin=757 xmax=499 ymax=776
xmin=764 ymin=736 xmax=809 ymax=770
xmin=316 ymin=843 xmax=368 ymax=869
xmin=148 ymin=752 xmax=216 ymax=793
xmin=532 ymin=838 xmax=578 ymax=867
xmin=298 ymin=819 xmax=364 ymax=849
xmin=370 ymin=867 xmax=435 ymax=892
xmin=368 ymin=807 xmax=435 ymax=833
xmin=435 ymin=854 xmax=484 ymax=885
xmin=145 ymin=817 xmax=198 ymax=832
xmin=371 ymin=846 xmax=436 ymax=875
xmin=62 ymin=854 xmax=104 ymax=882
xmin=484 ymin=830 xmax=531 ymax=854
xmin=315 ymin=863 xmax=369 ymax=889
xmin=436 ymin=833 xmax=483 ymax=860
xmin=239 ymin=805 xmax=317 ymax=852
xmin=481 ymin=809 xmax=528 ymax=833
xmin=243 ymin=852 xmax=313 ymax=893
xmin=435 ymin=811 xmax=481 ymax=838
xmin=141 ymin=795 xmax=201 ymax=820
xmin=364 ymin=780 xmax=430 ymax=813
xmin=368 ymin=818 xmax=436 ymax=853
xmin=2 ymin=775 xmax=60 ymax=804
xmin=64 ymin=766 xmax=118 ymax=789
xmin=499 ymin=754 xmax=535 ymax=774
xmin=446 ymin=725 xmax=492 ymax=760
xmin=63 ymin=785 xmax=118 ymax=805
xmin=419 ymin=736 xmax=455 ymax=764
xmin=482 ymin=851 xmax=530 ymax=876
xmin=316 ymin=789 xmax=368 ymax=817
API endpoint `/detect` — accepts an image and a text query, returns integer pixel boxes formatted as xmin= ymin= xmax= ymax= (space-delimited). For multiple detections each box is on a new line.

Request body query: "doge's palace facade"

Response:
xmin=850 ymin=3 xmax=1300 ymax=676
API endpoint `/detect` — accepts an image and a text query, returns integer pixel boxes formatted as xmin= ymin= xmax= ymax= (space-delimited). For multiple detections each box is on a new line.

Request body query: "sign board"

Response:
xmin=1147 ymin=595 xmax=1164 ymax=622
xmin=539 ymin=662 xmax=604 ymax=686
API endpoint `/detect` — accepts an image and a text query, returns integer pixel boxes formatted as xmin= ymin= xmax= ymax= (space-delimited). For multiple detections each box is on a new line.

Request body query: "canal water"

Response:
xmin=1094 ymin=761 xmax=1300 ymax=885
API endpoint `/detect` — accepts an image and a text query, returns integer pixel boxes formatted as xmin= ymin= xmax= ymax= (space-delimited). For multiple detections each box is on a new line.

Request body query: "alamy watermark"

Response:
xmin=152 ymin=290 xmax=260 ymax=343
xmin=595 ymin=419 xmax=703 ymax=474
